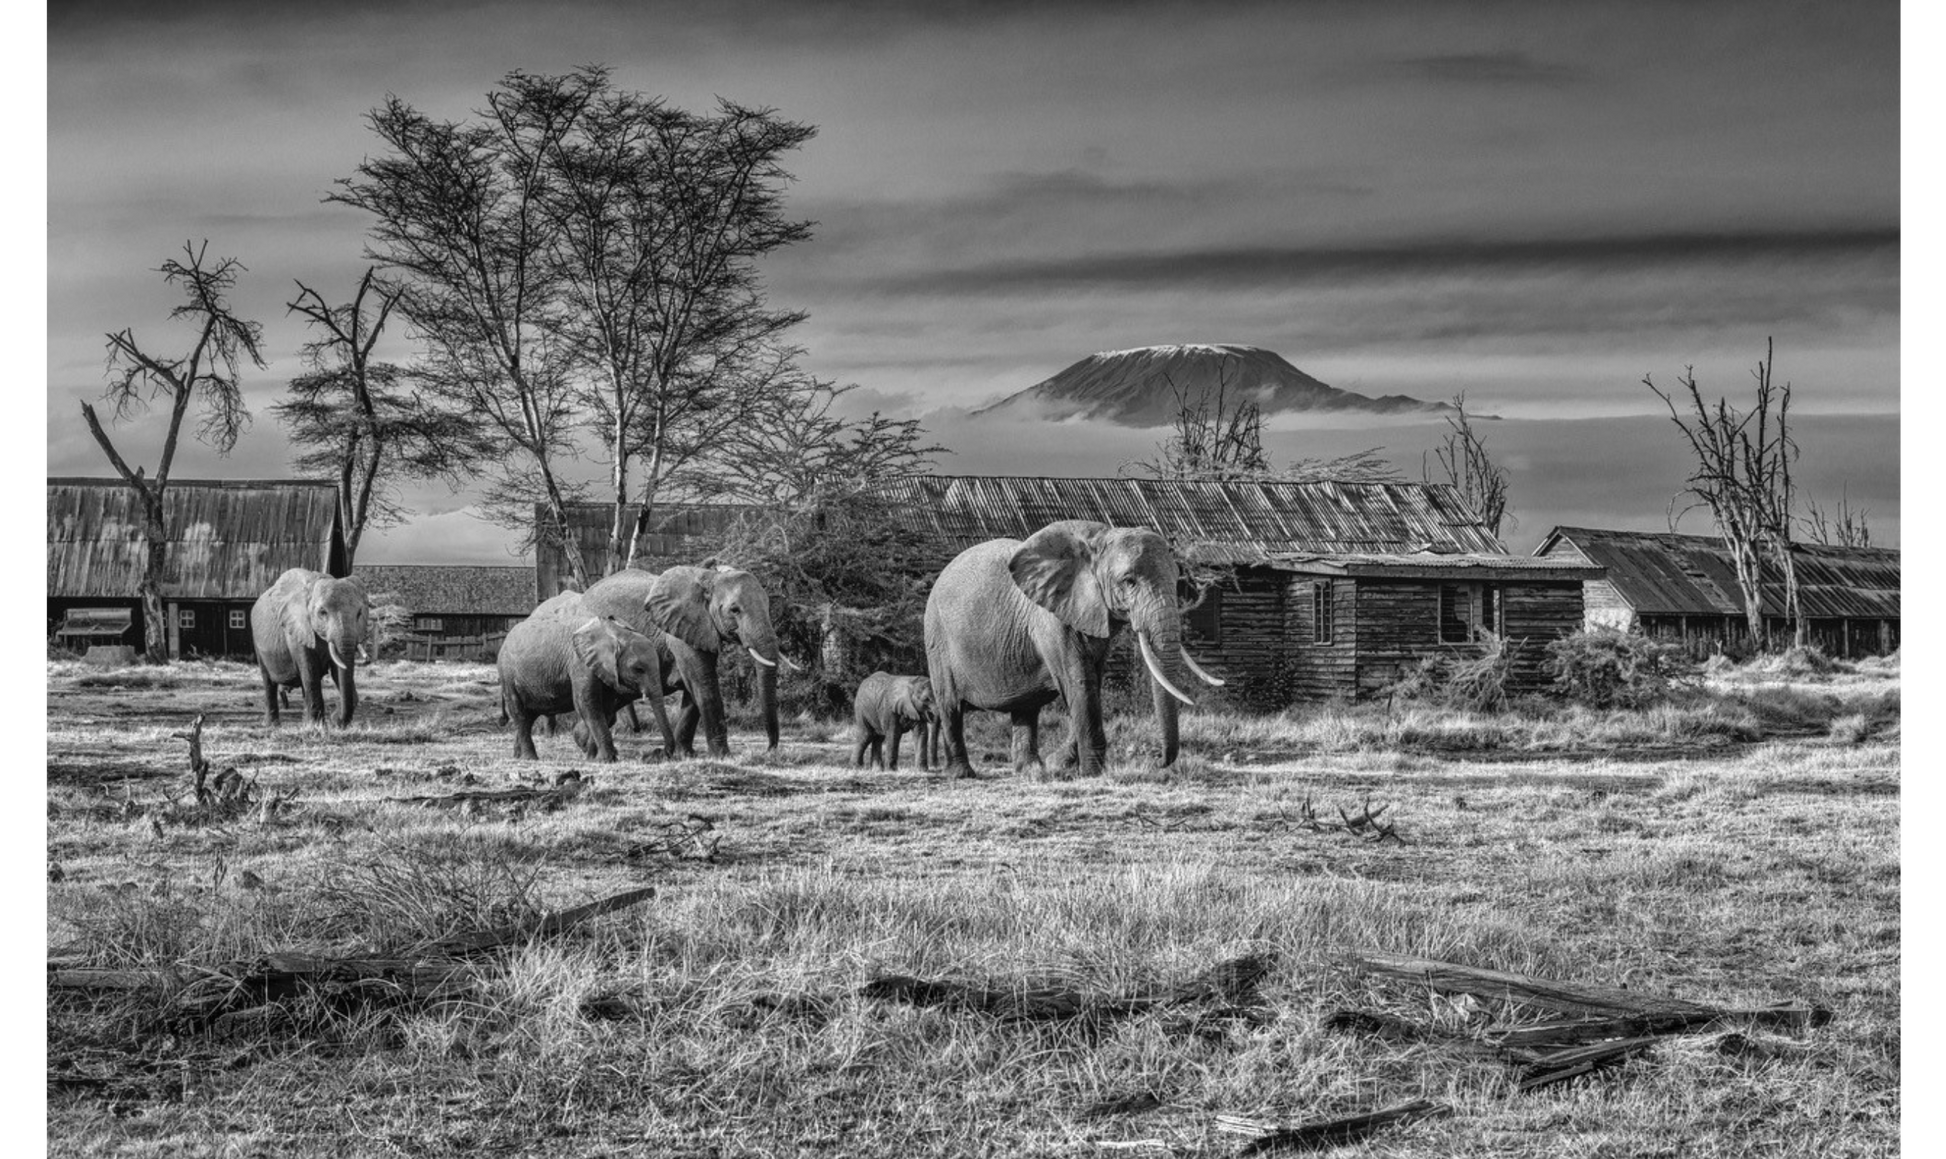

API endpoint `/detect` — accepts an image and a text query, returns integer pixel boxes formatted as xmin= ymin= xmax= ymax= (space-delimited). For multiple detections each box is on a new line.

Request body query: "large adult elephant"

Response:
xmin=251 ymin=568 xmax=371 ymax=726
xmin=497 ymin=595 xmax=672 ymax=761
xmin=581 ymin=564 xmax=795 ymax=757
xmin=924 ymin=520 xmax=1224 ymax=779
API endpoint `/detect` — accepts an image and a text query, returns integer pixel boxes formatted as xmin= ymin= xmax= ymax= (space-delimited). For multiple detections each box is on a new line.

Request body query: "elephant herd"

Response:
xmin=246 ymin=519 xmax=1224 ymax=778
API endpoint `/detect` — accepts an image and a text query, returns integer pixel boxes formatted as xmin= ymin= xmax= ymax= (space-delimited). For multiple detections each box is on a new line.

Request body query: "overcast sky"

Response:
xmin=44 ymin=0 xmax=1901 ymax=558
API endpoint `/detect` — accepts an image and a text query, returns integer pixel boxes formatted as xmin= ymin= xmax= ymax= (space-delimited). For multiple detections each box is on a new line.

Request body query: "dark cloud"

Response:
xmin=868 ymin=227 xmax=1898 ymax=295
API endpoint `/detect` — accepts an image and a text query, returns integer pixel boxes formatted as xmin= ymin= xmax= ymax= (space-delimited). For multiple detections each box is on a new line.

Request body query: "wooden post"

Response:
xmin=166 ymin=601 xmax=181 ymax=660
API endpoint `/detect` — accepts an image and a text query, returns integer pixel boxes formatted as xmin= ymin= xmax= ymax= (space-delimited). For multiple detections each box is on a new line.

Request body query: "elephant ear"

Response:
xmin=1009 ymin=521 xmax=1111 ymax=638
xmin=571 ymin=617 xmax=624 ymax=689
xmin=646 ymin=566 xmax=718 ymax=652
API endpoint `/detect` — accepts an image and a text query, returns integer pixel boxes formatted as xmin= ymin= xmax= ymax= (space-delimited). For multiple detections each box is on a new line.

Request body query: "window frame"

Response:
xmin=415 ymin=615 xmax=444 ymax=633
xmin=1438 ymin=582 xmax=1504 ymax=643
xmin=177 ymin=608 xmax=196 ymax=629
xmin=228 ymin=609 xmax=247 ymax=630
xmin=1312 ymin=581 xmax=1334 ymax=645
xmin=1184 ymin=584 xmax=1222 ymax=647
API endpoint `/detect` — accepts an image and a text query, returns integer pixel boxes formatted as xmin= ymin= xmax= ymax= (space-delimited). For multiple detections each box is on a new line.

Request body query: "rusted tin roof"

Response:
xmin=866 ymin=476 xmax=1505 ymax=562
xmin=355 ymin=565 xmax=538 ymax=616
xmin=541 ymin=478 xmax=1505 ymax=586
xmin=1536 ymin=526 xmax=1899 ymax=620
xmin=1273 ymin=551 xmax=1604 ymax=580
xmin=47 ymin=478 xmax=344 ymax=600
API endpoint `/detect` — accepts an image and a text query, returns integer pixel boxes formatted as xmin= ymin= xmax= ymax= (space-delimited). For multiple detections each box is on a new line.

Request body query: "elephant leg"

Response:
xmin=511 ymin=705 xmax=539 ymax=760
xmin=623 ymin=701 xmax=644 ymax=735
xmin=675 ymin=693 xmax=701 ymax=756
xmin=852 ymin=724 xmax=871 ymax=767
xmin=641 ymin=692 xmax=677 ymax=759
xmin=1065 ymin=658 xmax=1108 ymax=778
xmin=330 ymin=663 xmax=356 ymax=727
xmin=541 ymin=714 xmax=558 ymax=736
xmin=297 ymin=653 xmax=327 ymax=725
xmin=259 ymin=665 xmax=281 ymax=726
xmin=941 ymin=701 xmax=976 ymax=779
xmin=887 ymin=720 xmax=904 ymax=771
xmin=1010 ymin=708 xmax=1045 ymax=779
xmin=573 ymin=685 xmax=620 ymax=763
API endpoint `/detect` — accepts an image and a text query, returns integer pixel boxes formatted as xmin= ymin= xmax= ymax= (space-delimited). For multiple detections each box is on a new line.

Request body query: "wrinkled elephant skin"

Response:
xmin=251 ymin=568 xmax=371 ymax=727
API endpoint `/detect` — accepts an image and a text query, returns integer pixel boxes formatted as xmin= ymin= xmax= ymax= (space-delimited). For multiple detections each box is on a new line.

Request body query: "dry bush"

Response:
xmin=1545 ymin=628 xmax=1697 ymax=708
xmin=1386 ymin=631 xmax=1518 ymax=713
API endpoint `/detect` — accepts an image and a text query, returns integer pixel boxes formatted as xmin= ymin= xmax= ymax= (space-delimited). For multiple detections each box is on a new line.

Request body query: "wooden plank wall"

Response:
xmin=1498 ymin=583 xmax=1586 ymax=689
xmin=1283 ymin=576 xmax=1357 ymax=701
xmin=1205 ymin=570 xmax=1289 ymax=709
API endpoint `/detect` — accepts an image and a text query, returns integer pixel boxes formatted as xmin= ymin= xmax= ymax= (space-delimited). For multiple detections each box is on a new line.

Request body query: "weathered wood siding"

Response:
xmin=1349 ymin=581 xmax=1441 ymax=696
xmin=1201 ymin=570 xmax=1288 ymax=709
xmin=1536 ymin=536 xmax=1634 ymax=630
xmin=1498 ymin=583 xmax=1587 ymax=688
xmin=1283 ymin=576 xmax=1357 ymax=700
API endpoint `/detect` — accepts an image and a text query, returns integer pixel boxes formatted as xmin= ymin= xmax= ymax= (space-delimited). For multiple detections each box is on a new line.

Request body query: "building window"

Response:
xmin=1313 ymin=582 xmax=1334 ymax=644
xmin=228 ymin=609 xmax=247 ymax=630
xmin=1185 ymin=586 xmax=1222 ymax=645
xmin=177 ymin=609 xmax=196 ymax=629
xmin=416 ymin=616 xmax=443 ymax=632
xmin=1439 ymin=584 xmax=1504 ymax=643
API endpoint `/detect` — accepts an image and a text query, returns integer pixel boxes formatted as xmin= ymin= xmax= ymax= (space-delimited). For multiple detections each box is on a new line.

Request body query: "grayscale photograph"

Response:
xmin=46 ymin=2 xmax=1899 ymax=1154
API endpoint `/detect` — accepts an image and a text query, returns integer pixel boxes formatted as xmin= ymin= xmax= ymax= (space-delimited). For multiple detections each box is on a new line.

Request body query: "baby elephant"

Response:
xmin=852 ymin=672 xmax=941 ymax=771
xmin=498 ymin=601 xmax=673 ymax=762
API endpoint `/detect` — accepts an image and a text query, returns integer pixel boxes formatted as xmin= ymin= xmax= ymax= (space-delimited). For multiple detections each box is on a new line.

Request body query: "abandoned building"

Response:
xmin=355 ymin=564 xmax=538 ymax=661
xmin=541 ymin=477 xmax=1603 ymax=706
xmin=1534 ymin=526 xmax=1900 ymax=657
xmin=47 ymin=477 xmax=346 ymax=660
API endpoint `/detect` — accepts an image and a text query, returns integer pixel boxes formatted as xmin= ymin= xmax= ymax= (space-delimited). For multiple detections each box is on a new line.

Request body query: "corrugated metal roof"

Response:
xmin=355 ymin=565 xmax=537 ymax=616
xmin=865 ymin=476 xmax=1505 ymax=562
xmin=1272 ymin=551 xmax=1604 ymax=580
xmin=542 ymin=477 xmax=1506 ymax=582
xmin=47 ymin=478 xmax=343 ymax=600
xmin=1538 ymin=526 xmax=1899 ymax=620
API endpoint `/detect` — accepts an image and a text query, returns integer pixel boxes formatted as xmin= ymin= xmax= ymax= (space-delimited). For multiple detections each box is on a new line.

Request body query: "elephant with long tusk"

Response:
xmin=250 ymin=568 xmax=371 ymax=727
xmin=925 ymin=519 xmax=1220 ymax=779
xmin=581 ymin=563 xmax=800 ymax=757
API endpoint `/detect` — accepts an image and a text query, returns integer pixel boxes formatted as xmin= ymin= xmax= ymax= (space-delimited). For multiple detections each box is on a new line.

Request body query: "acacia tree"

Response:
xmin=1645 ymin=338 xmax=1803 ymax=649
xmin=1423 ymin=393 xmax=1514 ymax=543
xmin=695 ymin=378 xmax=946 ymax=706
xmin=331 ymin=70 xmax=598 ymax=585
xmin=543 ymin=87 xmax=817 ymax=572
xmin=78 ymin=242 xmax=264 ymax=661
xmin=273 ymin=269 xmax=491 ymax=566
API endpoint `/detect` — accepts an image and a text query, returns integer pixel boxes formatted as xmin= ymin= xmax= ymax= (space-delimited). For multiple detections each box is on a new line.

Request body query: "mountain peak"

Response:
xmin=972 ymin=344 xmax=1451 ymax=425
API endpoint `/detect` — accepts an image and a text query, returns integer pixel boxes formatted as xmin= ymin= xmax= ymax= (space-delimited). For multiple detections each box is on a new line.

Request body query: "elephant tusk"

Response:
xmin=1180 ymin=648 xmax=1226 ymax=687
xmin=1138 ymin=631 xmax=1196 ymax=707
xmin=328 ymin=641 xmax=351 ymax=671
xmin=356 ymin=643 xmax=372 ymax=665
xmin=746 ymin=646 xmax=779 ymax=669
xmin=780 ymin=653 xmax=806 ymax=674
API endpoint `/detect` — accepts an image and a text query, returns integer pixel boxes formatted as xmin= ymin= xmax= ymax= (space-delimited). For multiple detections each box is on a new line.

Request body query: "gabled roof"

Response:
xmin=539 ymin=477 xmax=1506 ymax=585
xmin=1536 ymin=526 xmax=1900 ymax=620
xmin=47 ymin=478 xmax=343 ymax=600
xmin=355 ymin=564 xmax=538 ymax=616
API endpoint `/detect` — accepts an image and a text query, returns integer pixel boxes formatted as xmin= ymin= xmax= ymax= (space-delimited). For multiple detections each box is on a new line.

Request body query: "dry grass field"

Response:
xmin=46 ymin=655 xmax=1899 ymax=1157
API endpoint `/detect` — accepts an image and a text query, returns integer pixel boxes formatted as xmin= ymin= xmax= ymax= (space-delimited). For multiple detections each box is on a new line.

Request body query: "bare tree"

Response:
xmin=78 ymin=242 xmax=265 ymax=661
xmin=1802 ymin=488 xmax=1871 ymax=548
xmin=331 ymin=70 xmax=599 ymax=586
xmin=1422 ymin=393 xmax=1514 ymax=542
xmin=1128 ymin=352 xmax=1401 ymax=485
xmin=543 ymin=88 xmax=817 ymax=572
xmin=1644 ymin=338 xmax=1802 ymax=649
xmin=274 ymin=269 xmax=492 ymax=566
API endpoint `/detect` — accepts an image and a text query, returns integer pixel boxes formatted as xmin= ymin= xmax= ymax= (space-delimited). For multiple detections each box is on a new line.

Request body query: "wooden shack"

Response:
xmin=355 ymin=564 xmax=537 ymax=661
xmin=1534 ymin=526 xmax=1900 ymax=656
xmin=541 ymin=478 xmax=1602 ymax=707
xmin=46 ymin=478 xmax=345 ymax=659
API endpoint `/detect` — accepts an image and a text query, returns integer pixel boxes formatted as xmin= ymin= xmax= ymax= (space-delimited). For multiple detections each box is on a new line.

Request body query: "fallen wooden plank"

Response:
xmin=1351 ymin=951 xmax=1716 ymax=1017
xmin=1486 ymin=1001 xmax=1830 ymax=1047
xmin=1216 ymin=1098 xmax=1451 ymax=1154
xmin=422 ymin=885 xmax=657 ymax=955
xmin=388 ymin=786 xmax=576 ymax=808
xmin=859 ymin=953 xmax=1271 ymax=1025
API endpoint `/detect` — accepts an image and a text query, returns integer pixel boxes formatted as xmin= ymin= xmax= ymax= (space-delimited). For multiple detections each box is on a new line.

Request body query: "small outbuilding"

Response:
xmin=1534 ymin=525 xmax=1900 ymax=656
xmin=356 ymin=564 xmax=538 ymax=661
xmin=46 ymin=478 xmax=346 ymax=660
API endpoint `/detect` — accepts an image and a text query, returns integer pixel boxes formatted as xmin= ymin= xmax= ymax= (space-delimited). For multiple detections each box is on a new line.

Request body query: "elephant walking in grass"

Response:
xmin=497 ymin=594 xmax=673 ymax=761
xmin=852 ymin=672 xmax=941 ymax=771
xmin=924 ymin=520 xmax=1224 ymax=779
xmin=581 ymin=564 xmax=798 ymax=758
xmin=252 ymin=569 xmax=371 ymax=726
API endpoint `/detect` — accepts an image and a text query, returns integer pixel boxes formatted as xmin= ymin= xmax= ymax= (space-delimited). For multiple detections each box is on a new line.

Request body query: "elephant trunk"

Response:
xmin=745 ymin=626 xmax=783 ymax=752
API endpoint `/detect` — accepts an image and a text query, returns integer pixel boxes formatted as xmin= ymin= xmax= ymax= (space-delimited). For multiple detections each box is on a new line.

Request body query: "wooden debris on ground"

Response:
xmin=1216 ymin=1098 xmax=1452 ymax=1154
xmin=1334 ymin=950 xmax=1832 ymax=1091
xmin=387 ymin=784 xmax=582 ymax=810
xmin=1279 ymin=794 xmax=1405 ymax=843
xmin=858 ymin=952 xmax=1274 ymax=1029
xmin=46 ymin=886 xmax=656 ymax=1033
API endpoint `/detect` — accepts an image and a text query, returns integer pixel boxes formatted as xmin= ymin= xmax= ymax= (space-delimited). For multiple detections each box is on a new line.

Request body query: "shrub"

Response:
xmin=1545 ymin=628 xmax=1696 ymax=708
xmin=1387 ymin=631 xmax=1519 ymax=712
